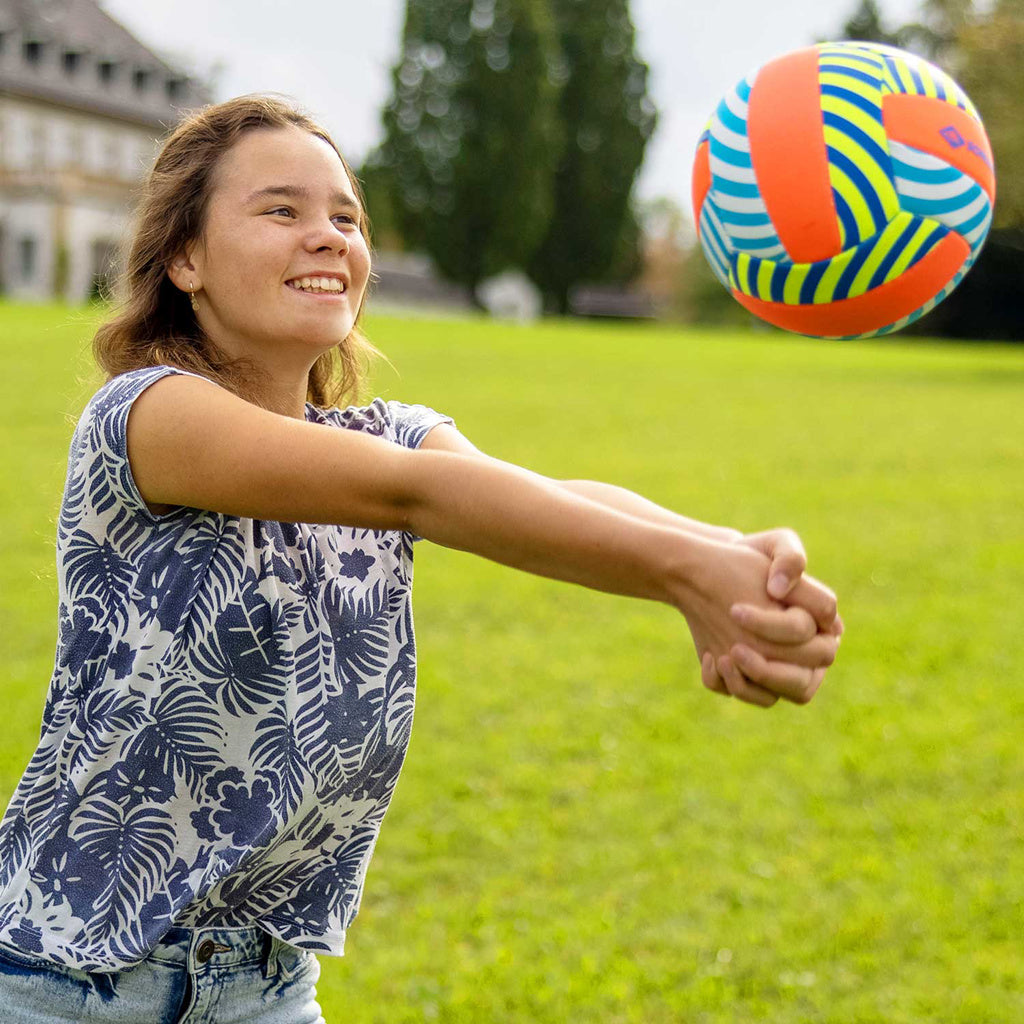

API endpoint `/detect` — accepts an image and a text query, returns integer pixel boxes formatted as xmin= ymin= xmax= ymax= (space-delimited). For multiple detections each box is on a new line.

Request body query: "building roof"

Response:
xmin=0 ymin=0 xmax=208 ymax=128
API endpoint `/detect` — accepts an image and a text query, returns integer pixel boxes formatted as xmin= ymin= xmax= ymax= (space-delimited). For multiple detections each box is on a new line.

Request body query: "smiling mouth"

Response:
xmin=286 ymin=277 xmax=346 ymax=294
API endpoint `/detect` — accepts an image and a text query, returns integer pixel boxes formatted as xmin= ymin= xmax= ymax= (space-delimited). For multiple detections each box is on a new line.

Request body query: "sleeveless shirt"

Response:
xmin=0 ymin=365 xmax=453 ymax=972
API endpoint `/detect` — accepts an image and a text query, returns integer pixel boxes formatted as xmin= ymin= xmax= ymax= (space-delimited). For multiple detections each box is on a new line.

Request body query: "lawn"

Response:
xmin=1 ymin=300 xmax=1023 ymax=1022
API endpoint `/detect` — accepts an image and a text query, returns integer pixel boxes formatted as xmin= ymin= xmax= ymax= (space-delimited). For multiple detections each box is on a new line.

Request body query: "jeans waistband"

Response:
xmin=149 ymin=925 xmax=275 ymax=970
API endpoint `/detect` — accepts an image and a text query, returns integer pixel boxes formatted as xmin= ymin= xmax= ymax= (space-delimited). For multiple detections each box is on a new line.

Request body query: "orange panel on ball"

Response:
xmin=730 ymin=231 xmax=970 ymax=336
xmin=747 ymin=46 xmax=841 ymax=263
xmin=692 ymin=138 xmax=712 ymax=221
xmin=883 ymin=95 xmax=995 ymax=202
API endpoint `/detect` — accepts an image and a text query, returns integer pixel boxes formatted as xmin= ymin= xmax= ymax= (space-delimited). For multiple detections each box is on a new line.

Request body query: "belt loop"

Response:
xmin=263 ymin=933 xmax=280 ymax=980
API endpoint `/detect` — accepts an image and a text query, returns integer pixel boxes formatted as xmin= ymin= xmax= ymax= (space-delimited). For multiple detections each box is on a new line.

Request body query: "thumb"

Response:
xmin=767 ymin=556 xmax=804 ymax=600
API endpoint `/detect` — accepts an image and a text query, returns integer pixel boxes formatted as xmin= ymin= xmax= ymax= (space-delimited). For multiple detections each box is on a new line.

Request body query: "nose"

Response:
xmin=305 ymin=218 xmax=350 ymax=255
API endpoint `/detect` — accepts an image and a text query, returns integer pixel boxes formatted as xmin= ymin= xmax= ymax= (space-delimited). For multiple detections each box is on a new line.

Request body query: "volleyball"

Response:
xmin=692 ymin=42 xmax=995 ymax=339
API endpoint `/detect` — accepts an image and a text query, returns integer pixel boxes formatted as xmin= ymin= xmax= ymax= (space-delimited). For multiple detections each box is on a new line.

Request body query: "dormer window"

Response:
xmin=23 ymin=40 xmax=44 ymax=65
xmin=98 ymin=60 xmax=118 ymax=84
xmin=133 ymin=68 xmax=150 ymax=92
xmin=63 ymin=50 xmax=82 ymax=74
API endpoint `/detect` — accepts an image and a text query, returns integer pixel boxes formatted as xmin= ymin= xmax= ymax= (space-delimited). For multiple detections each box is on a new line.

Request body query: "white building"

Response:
xmin=0 ymin=0 xmax=206 ymax=301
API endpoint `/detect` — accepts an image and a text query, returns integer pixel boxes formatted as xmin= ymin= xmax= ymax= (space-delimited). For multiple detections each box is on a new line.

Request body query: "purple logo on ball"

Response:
xmin=940 ymin=125 xmax=993 ymax=170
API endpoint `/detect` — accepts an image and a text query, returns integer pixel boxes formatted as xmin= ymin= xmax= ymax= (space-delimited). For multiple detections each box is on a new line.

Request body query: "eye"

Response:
xmin=265 ymin=206 xmax=294 ymax=218
xmin=332 ymin=213 xmax=357 ymax=226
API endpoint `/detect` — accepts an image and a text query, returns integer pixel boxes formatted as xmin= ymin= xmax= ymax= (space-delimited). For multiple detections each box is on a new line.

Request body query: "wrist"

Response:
xmin=661 ymin=532 xmax=727 ymax=615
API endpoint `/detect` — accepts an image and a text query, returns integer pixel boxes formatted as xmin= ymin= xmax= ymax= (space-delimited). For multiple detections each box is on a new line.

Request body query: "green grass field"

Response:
xmin=2 ymin=300 xmax=1023 ymax=1022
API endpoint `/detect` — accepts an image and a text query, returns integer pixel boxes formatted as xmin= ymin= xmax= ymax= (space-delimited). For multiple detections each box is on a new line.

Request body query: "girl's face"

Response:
xmin=182 ymin=125 xmax=371 ymax=360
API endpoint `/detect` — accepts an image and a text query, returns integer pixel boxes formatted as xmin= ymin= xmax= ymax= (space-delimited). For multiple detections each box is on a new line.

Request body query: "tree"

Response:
xmin=527 ymin=0 xmax=657 ymax=313
xmin=366 ymin=0 xmax=561 ymax=301
xmin=837 ymin=0 xmax=904 ymax=44
xmin=954 ymin=0 xmax=1024 ymax=227
xmin=898 ymin=0 xmax=975 ymax=65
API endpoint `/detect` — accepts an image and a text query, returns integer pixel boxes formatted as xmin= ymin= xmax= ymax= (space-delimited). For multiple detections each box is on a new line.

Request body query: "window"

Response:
xmin=98 ymin=60 xmax=117 ymax=84
xmin=133 ymin=68 xmax=150 ymax=92
xmin=19 ymin=237 xmax=37 ymax=282
xmin=63 ymin=50 xmax=81 ymax=74
xmin=23 ymin=40 xmax=43 ymax=65
xmin=166 ymin=77 xmax=185 ymax=101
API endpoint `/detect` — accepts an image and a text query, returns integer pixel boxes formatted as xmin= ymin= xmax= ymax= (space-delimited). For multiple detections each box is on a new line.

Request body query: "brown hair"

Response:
xmin=92 ymin=94 xmax=380 ymax=410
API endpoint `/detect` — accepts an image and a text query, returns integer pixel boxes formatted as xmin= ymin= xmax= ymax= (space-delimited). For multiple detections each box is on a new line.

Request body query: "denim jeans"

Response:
xmin=0 ymin=925 xmax=325 ymax=1023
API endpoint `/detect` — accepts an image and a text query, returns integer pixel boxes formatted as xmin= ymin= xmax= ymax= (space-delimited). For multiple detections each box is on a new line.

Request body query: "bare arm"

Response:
xmin=128 ymin=377 xmax=836 ymax=698
xmin=420 ymin=424 xmax=839 ymax=633
xmin=559 ymin=480 xmax=742 ymax=544
xmin=130 ymin=376 xmax=726 ymax=608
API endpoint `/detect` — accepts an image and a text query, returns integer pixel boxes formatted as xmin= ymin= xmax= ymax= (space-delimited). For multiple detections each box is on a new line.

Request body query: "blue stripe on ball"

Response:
xmin=799 ymin=260 xmax=829 ymax=305
xmin=867 ymin=217 xmax=922 ymax=291
xmin=834 ymin=238 xmax=876 ymax=301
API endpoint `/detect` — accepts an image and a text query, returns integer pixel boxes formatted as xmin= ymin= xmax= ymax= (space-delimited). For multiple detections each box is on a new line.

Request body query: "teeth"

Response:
xmin=288 ymin=278 xmax=345 ymax=293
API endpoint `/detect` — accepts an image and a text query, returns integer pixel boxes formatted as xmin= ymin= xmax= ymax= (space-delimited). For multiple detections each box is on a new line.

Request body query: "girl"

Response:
xmin=0 ymin=95 xmax=841 ymax=1022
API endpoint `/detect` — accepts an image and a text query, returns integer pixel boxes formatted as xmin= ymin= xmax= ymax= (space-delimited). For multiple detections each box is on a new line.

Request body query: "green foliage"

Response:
xmin=368 ymin=0 xmax=562 ymax=295
xmin=4 ymin=301 xmax=1024 ymax=1020
xmin=899 ymin=0 xmax=976 ymax=63
xmin=527 ymin=0 xmax=657 ymax=312
xmin=836 ymin=0 xmax=904 ymax=44
xmin=955 ymin=0 xmax=1024 ymax=227
xmin=682 ymin=240 xmax=755 ymax=328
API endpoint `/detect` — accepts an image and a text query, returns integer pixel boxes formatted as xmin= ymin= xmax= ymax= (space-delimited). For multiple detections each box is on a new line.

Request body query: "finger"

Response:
xmin=755 ymin=631 xmax=840 ymax=669
xmin=731 ymin=644 xmax=824 ymax=705
xmin=730 ymin=603 xmax=817 ymax=644
xmin=701 ymin=651 xmax=730 ymax=696
xmin=830 ymin=611 xmax=845 ymax=638
xmin=717 ymin=655 xmax=778 ymax=708
xmin=736 ymin=531 xmax=812 ymax=603
xmin=760 ymin=529 xmax=807 ymax=599
xmin=785 ymin=574 xmax=839 ymax=633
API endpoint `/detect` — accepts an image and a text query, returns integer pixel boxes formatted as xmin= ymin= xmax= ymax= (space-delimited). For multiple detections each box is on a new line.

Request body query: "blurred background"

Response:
xmin=0 ymin=0 xmax=1019 ymax=335
xmin=2 ymin=4 xmax=1023 ymax=1020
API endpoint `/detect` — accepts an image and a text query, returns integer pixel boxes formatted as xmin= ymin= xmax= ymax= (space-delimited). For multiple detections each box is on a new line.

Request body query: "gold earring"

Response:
xmin=189 ymin=282 xmax=199 ymax=313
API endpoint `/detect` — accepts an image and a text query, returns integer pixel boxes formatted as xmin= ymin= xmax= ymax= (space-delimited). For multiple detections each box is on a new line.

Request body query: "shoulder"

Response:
xmin=88 ymin=365 xmax=215 ymax=416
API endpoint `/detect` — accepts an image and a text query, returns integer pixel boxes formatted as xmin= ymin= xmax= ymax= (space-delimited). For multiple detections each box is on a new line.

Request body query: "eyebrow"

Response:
xmin=244 ymin=184 xmax=362 ymax=212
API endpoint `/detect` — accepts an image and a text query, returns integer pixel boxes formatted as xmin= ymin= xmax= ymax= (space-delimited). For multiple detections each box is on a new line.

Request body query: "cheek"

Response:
xmin=349 ymin=235 xmax=372 ymax=286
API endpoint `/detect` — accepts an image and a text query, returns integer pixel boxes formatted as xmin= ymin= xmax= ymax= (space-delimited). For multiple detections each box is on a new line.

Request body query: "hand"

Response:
xmin=735 ymin=529 xmax=843 ymax=637
xmin=675 ymin=537 xmax=839 ymax=708
xmin=701 ymin=529 xmax=842 ymax=707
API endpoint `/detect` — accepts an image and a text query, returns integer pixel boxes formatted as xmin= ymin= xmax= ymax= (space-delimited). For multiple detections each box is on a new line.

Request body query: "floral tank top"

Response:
xmin=0 ymin=365 xmax=453 ymax=972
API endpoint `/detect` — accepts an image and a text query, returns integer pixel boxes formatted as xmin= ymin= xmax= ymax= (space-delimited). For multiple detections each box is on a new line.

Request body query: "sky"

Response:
xmin=103 ymin=0 xmax=927 ymax=218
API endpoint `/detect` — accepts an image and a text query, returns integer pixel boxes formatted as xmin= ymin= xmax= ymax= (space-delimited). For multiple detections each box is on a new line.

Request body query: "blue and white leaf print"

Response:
xmin=122 ymin=682 xmax=226 ymax=798
xmin=69 ymin=796 xmax=176 ymax=928
xmin=325 ymin=577 xmax=391 ymax=683
xmin=64 ymin=685 xmax=149 ymax=775
xmin=0 ymin=365 xmax=453 ymax=971
xmin=62 ymin=530 xmax=135 ymax=624
xmin=251 ymin=710 xmax=310 ymax=817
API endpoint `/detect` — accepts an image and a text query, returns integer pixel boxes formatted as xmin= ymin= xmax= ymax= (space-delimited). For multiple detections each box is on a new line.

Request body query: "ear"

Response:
xmin=166 ymin=249 xmax=202 ymax=295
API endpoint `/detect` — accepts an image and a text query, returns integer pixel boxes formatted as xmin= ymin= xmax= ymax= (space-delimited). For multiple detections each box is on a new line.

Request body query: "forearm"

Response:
xmin=558 ymin=479 xmax=743 ymax=544
xmin=404 ymin=450 xmax=714 ymax=608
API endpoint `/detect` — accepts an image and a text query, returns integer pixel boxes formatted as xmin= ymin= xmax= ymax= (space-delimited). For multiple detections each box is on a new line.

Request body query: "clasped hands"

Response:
xmin=684 ymin=528 xmax=843 ymax=708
